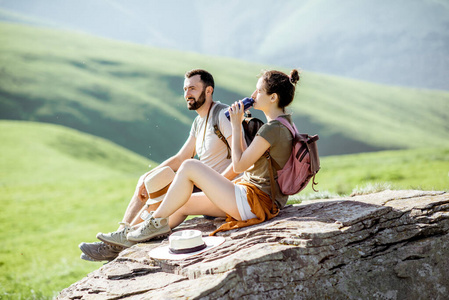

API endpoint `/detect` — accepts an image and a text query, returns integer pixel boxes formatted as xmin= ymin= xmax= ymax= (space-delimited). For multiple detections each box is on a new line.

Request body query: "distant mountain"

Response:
xmin=2 ymin=22 xmax=449 ymax=163
xmin=0 ymin=0 xmax=448 ymax=90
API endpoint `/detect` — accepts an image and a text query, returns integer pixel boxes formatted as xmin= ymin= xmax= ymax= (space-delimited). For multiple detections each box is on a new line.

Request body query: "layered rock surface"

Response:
xmin=58 ymin=190 xmax=449 ymax=299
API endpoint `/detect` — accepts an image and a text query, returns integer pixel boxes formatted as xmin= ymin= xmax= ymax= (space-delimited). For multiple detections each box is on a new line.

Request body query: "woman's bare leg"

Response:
xmin=153 ymin=159 xmax=240 ymax=222
xmin=166 ymin=192 xmax=227 ymax=228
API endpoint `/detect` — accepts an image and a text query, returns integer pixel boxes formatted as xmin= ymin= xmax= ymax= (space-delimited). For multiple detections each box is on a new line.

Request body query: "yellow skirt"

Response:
xmin=210 ymin=180 xmax=279 ymax=236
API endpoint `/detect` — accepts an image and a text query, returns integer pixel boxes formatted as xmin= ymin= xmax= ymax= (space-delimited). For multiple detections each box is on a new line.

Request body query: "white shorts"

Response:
xmin=234 ymin=184 xmax=257 ymax=221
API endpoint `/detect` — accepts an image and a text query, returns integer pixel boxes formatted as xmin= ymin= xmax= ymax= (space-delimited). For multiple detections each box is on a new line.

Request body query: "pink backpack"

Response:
xmin=266 ymin=117 xmax=320 ymax=202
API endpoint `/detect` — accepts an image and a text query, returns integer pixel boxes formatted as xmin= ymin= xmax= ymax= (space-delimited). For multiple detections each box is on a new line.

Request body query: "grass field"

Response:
xmin=292 ymin=147 xmax=449 ymax=201
xmin=0 ymin=121 xmax=156 ymax=299
xmin=1 ymin=120 xmax=448 ymax=299
xmin=1 ymin=17 xmax=448 ymax=300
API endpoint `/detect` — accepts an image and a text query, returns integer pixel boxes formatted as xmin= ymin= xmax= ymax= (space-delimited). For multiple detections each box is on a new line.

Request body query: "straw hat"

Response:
xmin=149 ymin=230 xmax=225 ymax=260
xmin=144 ymin=166 xmax=175 ymax=204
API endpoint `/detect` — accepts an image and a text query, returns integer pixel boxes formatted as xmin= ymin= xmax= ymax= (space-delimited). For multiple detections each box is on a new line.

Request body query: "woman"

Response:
xmin=127 ymin=69 xmax=300 ymax=241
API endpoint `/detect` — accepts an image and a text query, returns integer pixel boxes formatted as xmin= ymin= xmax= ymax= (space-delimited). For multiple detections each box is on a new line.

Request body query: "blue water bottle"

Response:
xmin=225 ymin=97 xmax=255 ymax=120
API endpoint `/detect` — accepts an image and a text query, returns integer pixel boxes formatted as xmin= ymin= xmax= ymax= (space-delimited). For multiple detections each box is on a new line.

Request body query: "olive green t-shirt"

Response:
xmin=241 ymin=114 xmax=293 ymax=208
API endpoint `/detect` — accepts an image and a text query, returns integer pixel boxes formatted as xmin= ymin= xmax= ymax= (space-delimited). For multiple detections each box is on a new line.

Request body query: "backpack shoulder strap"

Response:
xmin=211 ymin=102 xmax=231 ymax=159
xmin=267 ymin=117 xmax=296 ymax=171
xmin=276 ymin=116 xmax=298 ymax=136
xmin=211 ymin=102 xmax=229 ymax=127
xmin=264 ymin=118 xmax=293 ymax=210
xmin=264 ymin=150 xmax=278 ymax=213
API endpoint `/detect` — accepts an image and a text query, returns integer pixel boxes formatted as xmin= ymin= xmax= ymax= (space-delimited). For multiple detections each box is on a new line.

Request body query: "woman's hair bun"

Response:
xmin=290 ymin=69 xmax=300 ymax=85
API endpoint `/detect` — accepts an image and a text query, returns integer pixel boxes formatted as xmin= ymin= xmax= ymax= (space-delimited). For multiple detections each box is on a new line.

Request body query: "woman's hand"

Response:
xmin=228 ymin=100 xmax=245 ymax=127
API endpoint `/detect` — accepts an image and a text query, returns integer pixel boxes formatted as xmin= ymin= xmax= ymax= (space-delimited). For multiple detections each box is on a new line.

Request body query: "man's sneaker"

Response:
xmin=96 ymin=222 xmax=136 ymax=248
xmin=127 ymin=212 xmax=170 ymax=242
xmin=80 ymin=253 xmax=96 ymax=262
xmin=79 ymin=241 xmax=122 ymax=261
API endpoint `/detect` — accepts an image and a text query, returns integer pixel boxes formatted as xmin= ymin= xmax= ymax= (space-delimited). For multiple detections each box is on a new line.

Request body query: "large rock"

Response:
xmin=57 ymin=190 xmax=449 ymax=299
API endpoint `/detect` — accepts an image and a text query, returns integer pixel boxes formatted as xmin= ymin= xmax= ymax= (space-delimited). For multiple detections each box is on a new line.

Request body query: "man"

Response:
xmin=80 ymin=69 xmax=239 ymax=261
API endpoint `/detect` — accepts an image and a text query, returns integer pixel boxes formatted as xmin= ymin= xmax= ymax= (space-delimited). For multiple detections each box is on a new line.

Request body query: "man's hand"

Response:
xmin=138 ymin=182 xmax=148 ymax=201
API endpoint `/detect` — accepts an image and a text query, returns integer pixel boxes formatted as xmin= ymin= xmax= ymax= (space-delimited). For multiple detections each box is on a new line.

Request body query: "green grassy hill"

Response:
xmin=1 ymin=21 xmax=448 ymax=163
xmin=0 ymin=120 xmax=156 ymax=299
xmin=1 ymin=120 xmax=448 ymax=299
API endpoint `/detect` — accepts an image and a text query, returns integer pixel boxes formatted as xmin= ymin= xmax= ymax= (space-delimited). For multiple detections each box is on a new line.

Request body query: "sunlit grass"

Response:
xmin=0 ymin=121 xmax=153 ymax=299
xmin=287 ymin=147 xmax=449 ymax=204
xmin=1 ymin=20 xmax=449 ymax=299
xmin=1 ymin=121 xmax=448 ymax=298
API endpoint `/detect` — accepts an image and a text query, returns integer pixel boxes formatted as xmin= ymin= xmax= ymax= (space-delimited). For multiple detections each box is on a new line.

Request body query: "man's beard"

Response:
xmin=187 ymin=89 xmax=206 ymax=110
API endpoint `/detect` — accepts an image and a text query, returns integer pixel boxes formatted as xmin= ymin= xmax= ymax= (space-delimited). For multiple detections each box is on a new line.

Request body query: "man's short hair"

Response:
xmin=185 ymin=69 xmax=215 ymax=93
